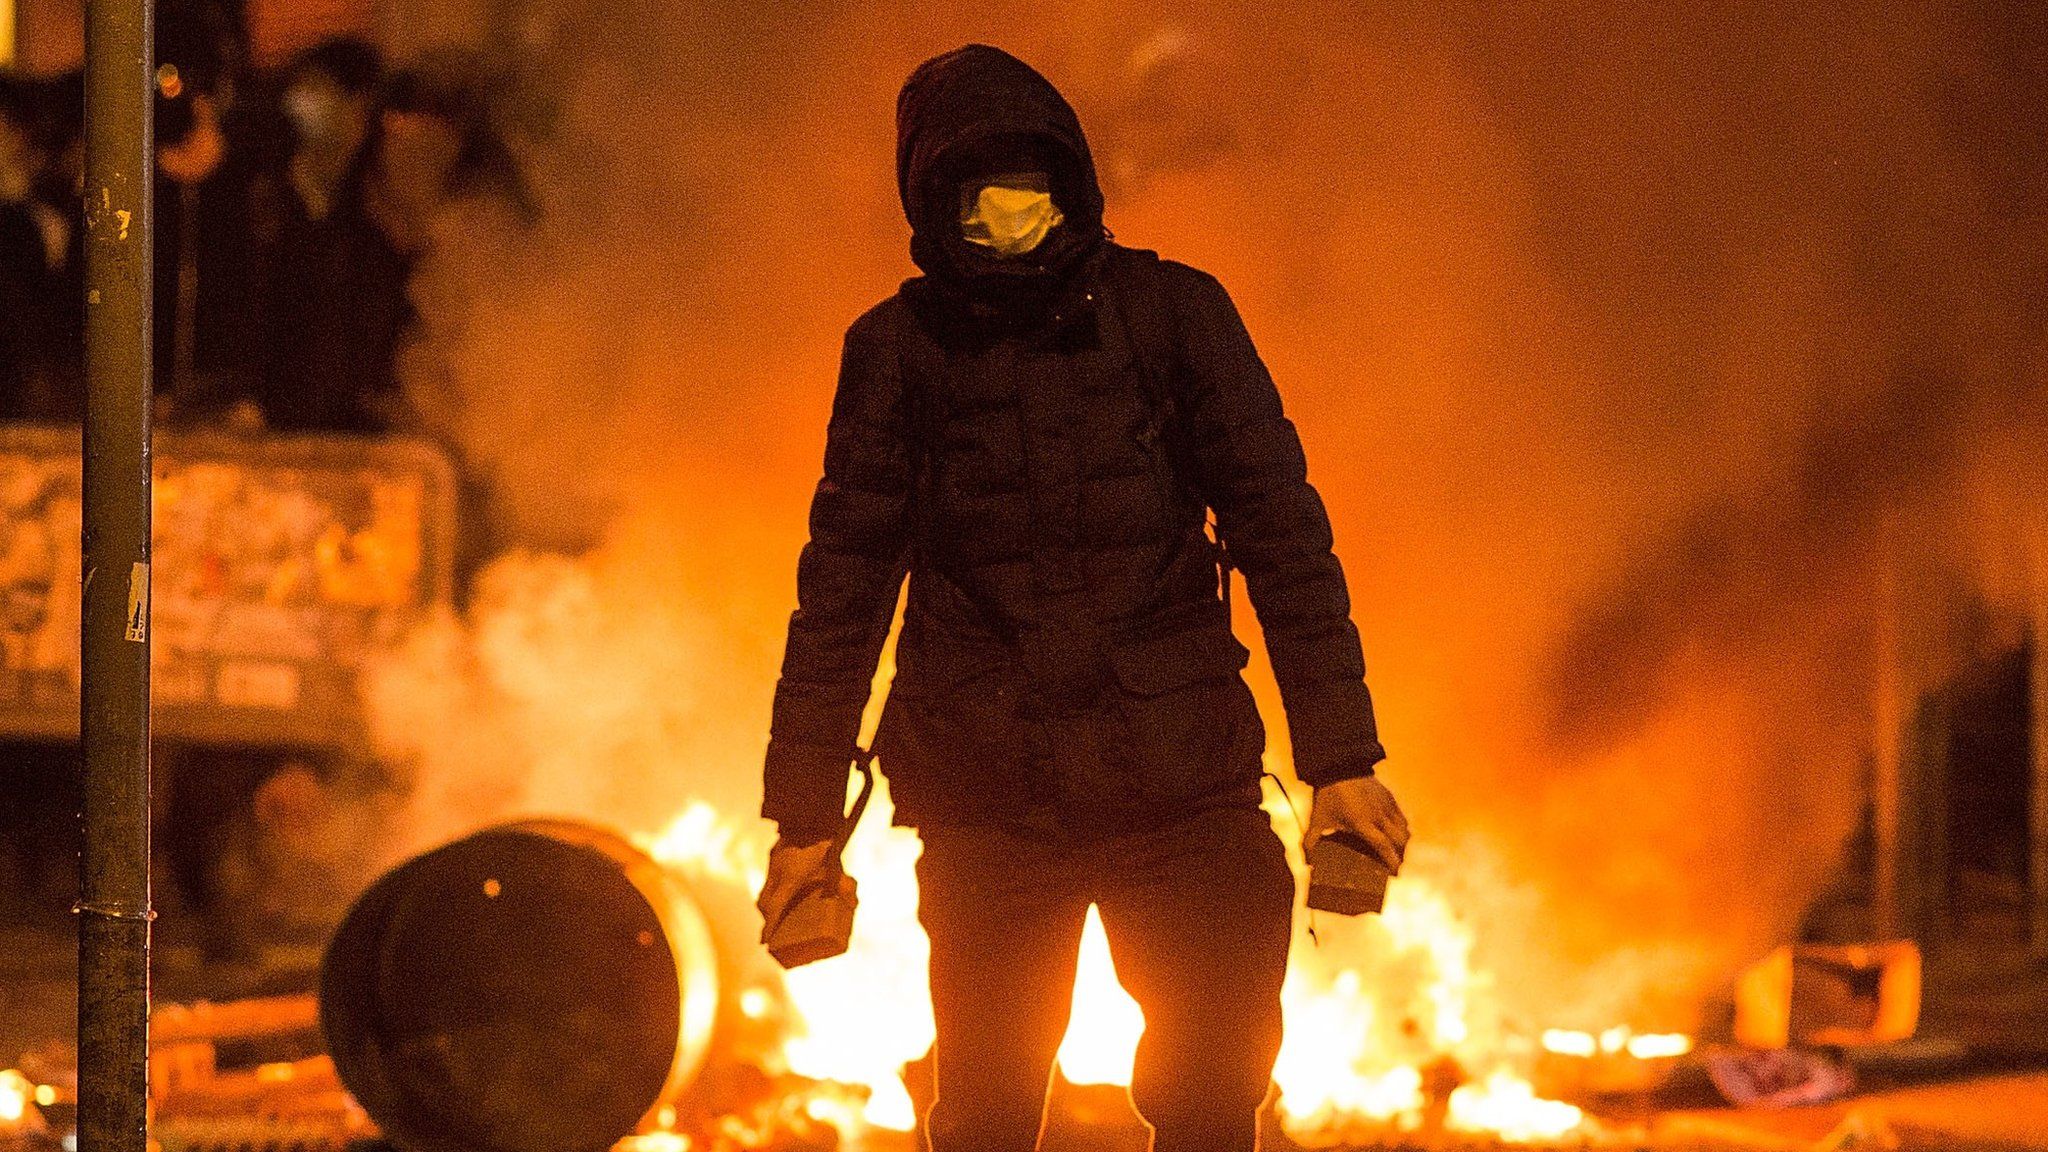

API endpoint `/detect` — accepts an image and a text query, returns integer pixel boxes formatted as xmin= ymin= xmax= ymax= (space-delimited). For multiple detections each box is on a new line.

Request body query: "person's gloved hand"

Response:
xmin=756 ymin=835 xmax=850 ymax=934
xmin=1306 ymin=775 xmax=1410 ymax=874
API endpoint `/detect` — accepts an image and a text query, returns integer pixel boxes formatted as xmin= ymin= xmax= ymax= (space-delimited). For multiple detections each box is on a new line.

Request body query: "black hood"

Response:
xmin=896 ymin=45 xmax=1107 ymax=295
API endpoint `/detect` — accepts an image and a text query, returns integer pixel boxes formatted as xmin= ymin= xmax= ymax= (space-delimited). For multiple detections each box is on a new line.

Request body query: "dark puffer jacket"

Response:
xmin=763 ymin=45 xmax=1385 ymax=841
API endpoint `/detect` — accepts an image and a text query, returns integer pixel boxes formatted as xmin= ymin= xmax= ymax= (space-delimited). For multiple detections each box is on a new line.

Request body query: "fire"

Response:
xmin=0 ymin=1069 xmax=34 ymax=1129
xmin=646 ymin=801 xmax=769 ymax=894
xmin=1265 ymin=830 xmax=1585 ymax=1141
xmin=644 ymin=792 xmax=933 ymax=1133
xmin=1446 ymin=1071 xmax=1586 ymax=1142
xmin=639 ymin=782 xmax=1690 ymax=1147
xmin=1055 ymin=909 xmax=1145 ymax=1086
xmin=1542 ymin=1027 xmax=1694 ymax=1061
xmin=770 ymin=815 xmax=930 ymax=1132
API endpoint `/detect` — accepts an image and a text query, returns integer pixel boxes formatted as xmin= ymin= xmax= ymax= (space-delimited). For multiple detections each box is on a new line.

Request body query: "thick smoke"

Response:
xmin=363 ymin=0 xmax=2048 ymax=1029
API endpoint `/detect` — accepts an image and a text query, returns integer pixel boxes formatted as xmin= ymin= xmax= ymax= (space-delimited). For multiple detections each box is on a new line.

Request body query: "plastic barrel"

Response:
xmin=320 ymin=820 xmax=720 ymax=1152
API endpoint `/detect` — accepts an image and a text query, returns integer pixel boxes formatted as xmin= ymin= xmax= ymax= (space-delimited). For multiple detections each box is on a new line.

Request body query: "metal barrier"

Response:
xmin=0 ymin=424 xmax=458 ymax=746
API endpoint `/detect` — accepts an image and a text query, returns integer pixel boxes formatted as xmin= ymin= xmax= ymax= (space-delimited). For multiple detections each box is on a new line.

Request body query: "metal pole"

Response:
xmin=78 ymin=0 xmax=154 ymax=1145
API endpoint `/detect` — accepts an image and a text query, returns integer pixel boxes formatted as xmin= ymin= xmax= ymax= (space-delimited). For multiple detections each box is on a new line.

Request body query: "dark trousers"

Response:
xmin=916 ymin=804 xmax=1295 ymax=1152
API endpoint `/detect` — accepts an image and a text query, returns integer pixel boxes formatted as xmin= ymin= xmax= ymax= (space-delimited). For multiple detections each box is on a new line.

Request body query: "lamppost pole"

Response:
xmin=77 ymin=0 xmax=155 ymax=1145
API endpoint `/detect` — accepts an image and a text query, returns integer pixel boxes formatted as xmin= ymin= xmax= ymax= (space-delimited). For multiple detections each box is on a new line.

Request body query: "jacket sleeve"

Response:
xmin=762 ymin=304 xmax=914 ymax=840
xmin=1166 ymin=262 xmax=1388 ymax=786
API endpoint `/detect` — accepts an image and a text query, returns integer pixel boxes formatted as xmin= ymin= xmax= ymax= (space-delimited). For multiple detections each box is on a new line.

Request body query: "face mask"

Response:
xmin=284 ymin=82 xmax=342 ymax=137
xmin=959 ymin=173 xmax=1065 ymax=258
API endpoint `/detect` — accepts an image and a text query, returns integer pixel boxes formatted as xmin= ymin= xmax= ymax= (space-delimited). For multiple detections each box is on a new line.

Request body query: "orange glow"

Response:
xmin=1447 ymin=1071 xmax=1585 ymax=1142
xmin=1541 ymin=1027 xmax=1692 ymax=1060
xmin=0 ymin=1069 xmax=32 ymax=1129
xmin=354 ymin=14 xmax=2048 ymax=1148
xmin=364 ymin=533 xmax=1702 ymax=1147
xmin=640 ymin=786 xmax=1690 ymax=1145
xmin=1056 ymin=908 xmax=1145 ymax=1086
xmin=643 ymin=791 xmax=932 ymax=1133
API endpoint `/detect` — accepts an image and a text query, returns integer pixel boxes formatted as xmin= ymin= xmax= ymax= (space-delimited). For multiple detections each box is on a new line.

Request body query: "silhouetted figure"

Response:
xmin=0 ymin=73 xmax=77 ymax=421
xmin=257 ymin=45 xmax=531 ymax=435
xmin=255 ymin=37 xmax=408 ymax=434
xmin=757 ymin=45 xmax=1409 ymax=1152
xmin=148 ymin=0 xmax=266 ymax=420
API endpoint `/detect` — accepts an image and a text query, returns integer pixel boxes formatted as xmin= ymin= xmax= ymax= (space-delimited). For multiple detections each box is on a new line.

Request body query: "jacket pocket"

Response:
xmin=887 ymin=640 xmax=1013 ymax=700
xmin=1107 ymin=625 xmax=1250 ymax=695
xmin=877 ymin=637 xmax=1036 ymax=820
xmin=1103 ymin=626 xmax=1262 ymax=804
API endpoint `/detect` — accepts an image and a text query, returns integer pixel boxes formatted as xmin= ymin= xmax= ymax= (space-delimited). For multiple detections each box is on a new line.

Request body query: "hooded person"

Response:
xmin=894 ymin=46 xmax=1104 ymax=317
xmin=756 ymin=44 xmax=1409 ymax=1152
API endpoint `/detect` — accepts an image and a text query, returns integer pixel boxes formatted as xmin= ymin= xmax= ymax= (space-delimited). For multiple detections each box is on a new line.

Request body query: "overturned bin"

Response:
xmin=321 ymin=820 xmax=721 ymax=1152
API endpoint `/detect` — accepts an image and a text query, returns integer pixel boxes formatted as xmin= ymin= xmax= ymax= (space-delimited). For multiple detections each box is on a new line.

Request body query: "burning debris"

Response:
xmin=1733 ymin=945 xmax=1921 ymax=1054
xmin=63 ymin=800 xmax=1688 ymax=1152
xmin=4 ymin=4 xmax=2044 ymax=1151
xmin=0 ymin=805 xmax=2021 ymax=1152
xmin=320 ymin=821 xmax=724 ymax=1152
xmin=635 ymin=792 xmax=1696 ymax=1150
xmin=345 ymin=536 xmax=1729 ymax=1149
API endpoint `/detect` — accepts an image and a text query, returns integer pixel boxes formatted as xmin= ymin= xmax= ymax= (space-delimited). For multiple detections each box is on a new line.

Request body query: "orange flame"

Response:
xmin=640 ymin=779 xmax=1685 ymax=1146
xmin=0 ymin=1070 xmax=35 ymax=1131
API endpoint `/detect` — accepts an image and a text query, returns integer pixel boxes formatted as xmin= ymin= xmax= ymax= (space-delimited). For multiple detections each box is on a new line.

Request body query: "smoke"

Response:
xmin=360 ymin=0 xmax=2047 ymax=1029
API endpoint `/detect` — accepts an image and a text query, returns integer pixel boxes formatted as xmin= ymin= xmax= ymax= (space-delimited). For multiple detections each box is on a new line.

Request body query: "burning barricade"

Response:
xmin=5 ymin=800 xmax=1728 ymax=1152
xmin=319 ymin=818 xmax=871 ymax=1152
xmin=295 ymin=801 xmax=1705 ymax=1151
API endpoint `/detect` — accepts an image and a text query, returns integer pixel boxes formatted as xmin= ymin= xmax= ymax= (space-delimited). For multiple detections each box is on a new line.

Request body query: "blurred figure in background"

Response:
xmin=255 ymin=38 xmax=408 ymax=434
xmin=20 ymin=71 xmax=85 ymax=420
xmin=365 ymin=64 xmax=532 ymax=258
xmin=152 ymin=0 xmax=244 ymax=418
xmin=277 ymin=35 xmax=381 ymax=226
xmin=157 ymin=747 xmax=393 ymax=960
xmin=184 ymin=25 xmax=419 ymax=435
xmin=1 ymin=72 xmax=76 ymax=421
xmin=2 ymin=75 xmax=51 ymax=409
xmin=7 ymin=29 xmax=535 ymax=437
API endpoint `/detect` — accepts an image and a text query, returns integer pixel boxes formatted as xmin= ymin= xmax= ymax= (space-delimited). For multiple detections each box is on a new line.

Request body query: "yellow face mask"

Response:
xmin=959 ymin=174 xmax=1065 ymax=258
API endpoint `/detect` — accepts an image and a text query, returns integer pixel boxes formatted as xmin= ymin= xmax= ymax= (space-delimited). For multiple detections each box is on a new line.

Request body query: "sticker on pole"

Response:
xmin=126 ymin=562 xmax=150 ymax=642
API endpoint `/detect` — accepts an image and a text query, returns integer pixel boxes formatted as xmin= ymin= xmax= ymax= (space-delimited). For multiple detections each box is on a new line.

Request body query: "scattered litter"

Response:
xmin=1705 ymin=1045 xmax=1856 ymax=1108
